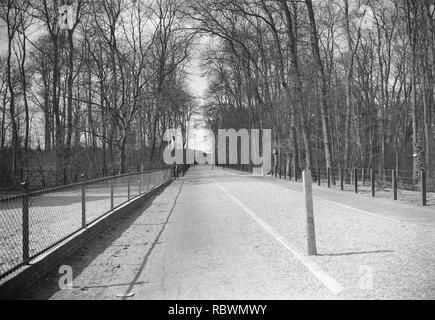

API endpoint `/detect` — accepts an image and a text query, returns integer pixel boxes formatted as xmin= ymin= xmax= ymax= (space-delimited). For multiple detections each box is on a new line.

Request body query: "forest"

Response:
xmin=0 ymin=0 xmax=434 ymax=188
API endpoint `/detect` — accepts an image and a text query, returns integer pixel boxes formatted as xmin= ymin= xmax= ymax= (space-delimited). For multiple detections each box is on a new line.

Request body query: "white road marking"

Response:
xmin=214 ymin=180 xmax=343 ymax=295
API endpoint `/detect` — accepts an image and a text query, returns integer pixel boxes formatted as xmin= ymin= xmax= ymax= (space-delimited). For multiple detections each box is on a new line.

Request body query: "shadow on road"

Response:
xmin=120 ymin=181 xmax=185 ymax=300
xmin=317 ymin=249 xmax=394 ymax=257
xmin=19 ymin=186 xmax=170 ymax=300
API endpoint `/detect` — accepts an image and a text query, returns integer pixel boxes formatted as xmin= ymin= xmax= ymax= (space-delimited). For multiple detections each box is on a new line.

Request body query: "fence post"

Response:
xmin=354 ymin=168 xmax=358 ymax=193
xmin=21 ymin=180 xmax=29 ymax=263
xmin=145 ymin=171 xmax=149 ymax=191
xmin=371 ymin=169 xmax=375 ymax=197
xmin=317 ymin=167 xmax=321 ymax=186
xmin=327 ymin=167 xmax=331 ymax=188
xmin=81 ymin=173 xmax=86 ymax=227
xmin=110 ymin=177 xmax=114 ymax=210
xmin=340 ymin=168 xmax=344 ymax=190
xmin=421 ymin=170 xmax=427 ymax=206
xmin=392 ymin=169 xmax=397 ymax=200
xmin=127 ymin=170 xmax=131 ymax=200
xmin=362 ymin=168 xmax=365 ymax=186
xmin=303 ymin=170 xmax=317 ymax=256
xmin=141 ymin=165 xmax=144 ymax=192
xmin=294 ymin=166 xmax=298 ymax=182
xmin=152 ymin=170 xmax=155 ymax=187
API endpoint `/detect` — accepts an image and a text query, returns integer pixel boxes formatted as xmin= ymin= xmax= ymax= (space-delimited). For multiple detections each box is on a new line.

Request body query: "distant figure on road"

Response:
xmin=272 ymin=149 xmax=278 ymax=177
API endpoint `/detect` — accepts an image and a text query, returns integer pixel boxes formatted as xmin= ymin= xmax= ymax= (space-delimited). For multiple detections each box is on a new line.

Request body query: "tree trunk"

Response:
xmin=280 ymin=0 xmax=311 ymax=168
xmin=65 ymin=29 xmax=74 ymax=169
xmin=6 ymin=4 xmax=19 ymax=184
xmin=343 ymin=0 xmax=361 ymax=168
xmin=305 ymin=0 xmax=333 ymax=169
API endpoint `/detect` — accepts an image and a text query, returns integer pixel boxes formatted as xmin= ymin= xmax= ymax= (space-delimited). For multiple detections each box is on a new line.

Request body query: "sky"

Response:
xmin=186 ymin=48 xmax=209 ymax=100
xmin=0 ymin=26 xmax=7 ymax=53
xmin=184 ymin=38 xmax=213 ymax=153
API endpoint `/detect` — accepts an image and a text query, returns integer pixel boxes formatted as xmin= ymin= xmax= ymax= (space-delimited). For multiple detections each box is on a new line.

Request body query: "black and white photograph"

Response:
xmin=0 ymin=0 xmax=434 ymax=305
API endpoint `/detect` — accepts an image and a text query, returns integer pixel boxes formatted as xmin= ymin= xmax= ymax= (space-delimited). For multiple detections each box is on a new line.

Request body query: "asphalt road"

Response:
xmin=20 ymin=166 xmax=435 ymax=299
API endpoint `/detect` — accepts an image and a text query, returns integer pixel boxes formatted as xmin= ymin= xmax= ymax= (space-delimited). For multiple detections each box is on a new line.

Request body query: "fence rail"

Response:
xmin=0 ymin=165 xmax=172 ymax=191
xmin=0 ymin=165 xmax=188 ymax=280
xmin=225 ymin=164 xmax=434 ymax=207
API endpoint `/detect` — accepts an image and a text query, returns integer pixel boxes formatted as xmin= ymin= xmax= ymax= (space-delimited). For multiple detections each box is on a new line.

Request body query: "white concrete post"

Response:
xmin=303 ymin=170 xmax=317 ymax=255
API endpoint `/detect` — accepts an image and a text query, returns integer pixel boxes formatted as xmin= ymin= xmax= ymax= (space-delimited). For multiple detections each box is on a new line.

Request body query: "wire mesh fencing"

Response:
xmin=0 ymin=165 xmax=173 ymax=191
xmin=208 ymin=163 xmax=433 ymax=207
xmin=0 ymin=167 xmax=176 ymax=280
xmin=269 ymin=165 xmax=434 ymax=207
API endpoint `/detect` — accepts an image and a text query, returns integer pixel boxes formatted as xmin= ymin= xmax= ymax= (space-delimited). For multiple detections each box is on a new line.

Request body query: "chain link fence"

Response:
xmin=0 ymin=164 xmax=173 ymax=192
xmin=226 ymin=164 xmax=434 ymax=207
xmin=0 ymin=166 xmax=178 ymax=280
xmin=311 ymin=167 xmax=434 ymax=206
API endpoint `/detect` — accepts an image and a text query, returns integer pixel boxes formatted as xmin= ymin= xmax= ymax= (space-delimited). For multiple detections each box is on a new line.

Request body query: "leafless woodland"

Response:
xmin=0 ymin=0 xmax=434 ymax=189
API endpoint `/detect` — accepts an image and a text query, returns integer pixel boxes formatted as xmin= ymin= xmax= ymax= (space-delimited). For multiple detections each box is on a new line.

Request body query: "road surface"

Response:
xmin=20 ymin=166 xmax=435 ymax=299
